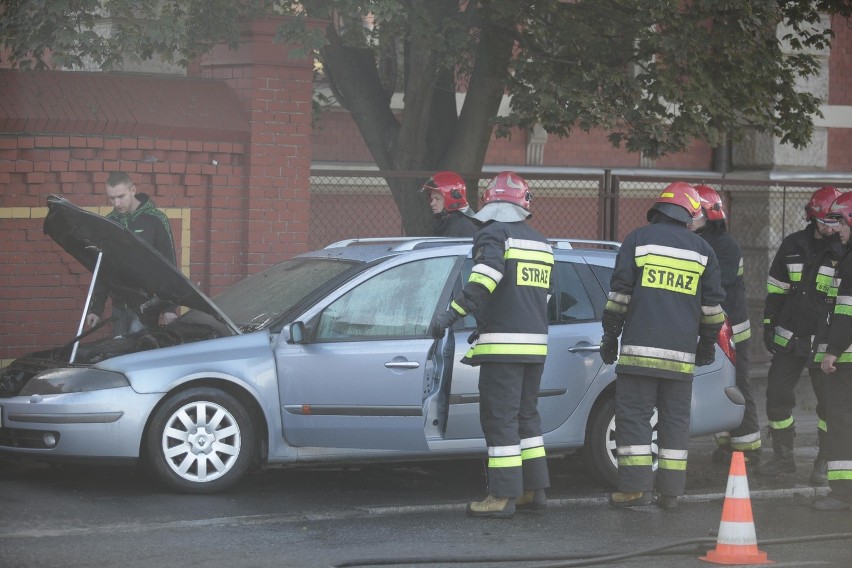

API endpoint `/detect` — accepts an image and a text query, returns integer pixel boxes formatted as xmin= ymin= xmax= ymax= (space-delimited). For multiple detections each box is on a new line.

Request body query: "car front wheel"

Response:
xmin=146 ymin=387 xmax=254 ymax=493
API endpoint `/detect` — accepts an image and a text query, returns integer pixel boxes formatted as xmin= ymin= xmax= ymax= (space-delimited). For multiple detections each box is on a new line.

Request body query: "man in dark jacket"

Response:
xmin=430 ymin=171 xmax=553 ymax=518
xmin=690 ymin=185 xmax=761 ymax=464
xmin=86 ymin=172 xmax=177 ymax=334
xmin=601 ymin=182 xmax=725 ymax=510
xmin=758 ymin=186 xmax=843 ymax=483
xmin=421 ymin=171 xmax=478 ymax=237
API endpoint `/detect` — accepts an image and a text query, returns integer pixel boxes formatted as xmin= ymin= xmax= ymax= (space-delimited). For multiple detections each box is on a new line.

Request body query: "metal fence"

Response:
xmin=310 ymin=169 xmax=852 ymax=365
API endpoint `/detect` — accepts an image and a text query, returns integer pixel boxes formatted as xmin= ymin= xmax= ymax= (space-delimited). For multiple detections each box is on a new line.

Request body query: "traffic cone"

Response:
xmin=700 ymin=451 xmax=772 ymax=565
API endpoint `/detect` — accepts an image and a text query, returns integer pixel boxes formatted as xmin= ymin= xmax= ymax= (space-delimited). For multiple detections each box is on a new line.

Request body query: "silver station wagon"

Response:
xmin=0 ymin=196 xmax=744 ymax=493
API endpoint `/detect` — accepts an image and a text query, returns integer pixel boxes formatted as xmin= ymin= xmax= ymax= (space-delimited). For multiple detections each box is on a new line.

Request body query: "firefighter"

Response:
xmin=689 ymin=185 xmax=762 ymax=464
xmin=812 ymin=191 xmax=852 ymax=511
xmin=430 ymin=171 xmax=553 ymax=519
xmin=601 ymin=182 xmax=724 ymax=509
xmin=758 ymin=186 xmax=843 ymax=484
xmin=421 ymin=171 xmax=478 ymax=237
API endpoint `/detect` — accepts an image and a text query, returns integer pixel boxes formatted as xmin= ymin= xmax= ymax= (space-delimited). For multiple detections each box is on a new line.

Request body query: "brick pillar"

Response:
xmin=199 ymin=17 xmax=315 ymax=275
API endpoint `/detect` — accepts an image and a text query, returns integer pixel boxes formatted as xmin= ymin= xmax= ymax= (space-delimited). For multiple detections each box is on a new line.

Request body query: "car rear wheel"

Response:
xmin=583 ymin=396 xmax=658 ymax=487
xmin=146 ymin=387 xmax=254 ymax=493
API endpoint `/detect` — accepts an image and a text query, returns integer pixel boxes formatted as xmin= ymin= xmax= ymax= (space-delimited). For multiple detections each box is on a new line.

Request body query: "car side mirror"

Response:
xmin=288 ymin=321 xmax=306 ymax=344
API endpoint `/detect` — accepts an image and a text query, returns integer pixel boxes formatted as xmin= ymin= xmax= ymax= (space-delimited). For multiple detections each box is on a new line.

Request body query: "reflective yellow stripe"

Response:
xmin=659 ymin=458 xmax=687 ymax=471
xmin=701 ymin=311 xmax=725 ymax=325
xmin=766 ymin=276 xmax=789 ymax=295
xmin=505 ymin=249 xmax=555 ymax=265
xmin=827 ymin=471 xmax=852 ymax=481
xmin=733 ymin=328 xmax=752 ymax=343
xmin=768 ymin=417 xmax=794 ymax=429
xmin=730 ymin=431 xmax=762 ymax=451
xmin=618 ymin=455 xmax=653 ymax=466
xmin=732 ymin=321 xmax=751 ymax=344
xmin=773 ymin=326 xmax=793 ymax=348
xmin=636 ymin=253 xmax=707 ymax=274
xmin=521 ymin=447 xmax=546 ymax=460
xmin=470 ymin=343 xmax=548 ymax=357
xmin=618 ymin=355 xmax=694 ymax=375
xmin=468 ymin=272 xmax=498 ymax=292
xmin=489 ymin=455 xmax=523 ymax=468
xmin=827 ymin=460 xmax=852 ymax=480
xmin=450 ymin=300 xmax=467 ymax=316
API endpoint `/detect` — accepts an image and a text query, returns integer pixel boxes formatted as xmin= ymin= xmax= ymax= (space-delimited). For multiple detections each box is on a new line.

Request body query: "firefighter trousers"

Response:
xmin=727 ymin=338 xmax=761 ymax=450
xmin=825 ymin=366 xmax=852 ymax=502
xmin=478 ymin=362 xmax=549 ymax=498
xmin=765 ymin=344 xmax=809 ymax=428
xmin=615 ymin=372 xmax=692 ymax=496
xmin=766 ymin=345 xmax=827 ymax=448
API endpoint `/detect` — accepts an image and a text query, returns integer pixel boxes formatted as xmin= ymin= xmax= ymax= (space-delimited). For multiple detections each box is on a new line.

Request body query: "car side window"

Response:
xmin=548 ymin=261 xmax=596 ymax=324
xmin=590 ymin=264 xmax=613 ymax=296
xmin=315 ymin=257 xmax=456 ymax=340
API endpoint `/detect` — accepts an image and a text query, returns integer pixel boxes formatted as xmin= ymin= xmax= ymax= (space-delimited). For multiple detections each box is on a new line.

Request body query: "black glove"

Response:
xmin=430 ymin=311 xmax=459 ymax=339
xmin=695 ymin=337 xmax=716 ymax=367
xmin=763 ymin=322 xmax=776 ymax=354
xmin=600 ymin=334 xmax=619 ymax=365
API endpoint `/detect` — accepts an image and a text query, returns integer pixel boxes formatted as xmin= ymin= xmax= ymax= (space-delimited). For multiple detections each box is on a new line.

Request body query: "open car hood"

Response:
xmin=43 ymin=195 xmax=240 ymax=334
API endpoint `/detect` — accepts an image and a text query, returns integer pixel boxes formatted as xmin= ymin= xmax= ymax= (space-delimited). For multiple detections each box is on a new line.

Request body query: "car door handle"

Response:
xmin=568 ymin=345 xmax=600 ymax=353
xmin=384 ymin=361 xmax=420 ymax=369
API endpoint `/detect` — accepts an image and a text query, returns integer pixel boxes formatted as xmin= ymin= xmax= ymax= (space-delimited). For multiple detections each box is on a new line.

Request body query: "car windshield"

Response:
xmin=212 ymin=257 xmax=361 ymax=331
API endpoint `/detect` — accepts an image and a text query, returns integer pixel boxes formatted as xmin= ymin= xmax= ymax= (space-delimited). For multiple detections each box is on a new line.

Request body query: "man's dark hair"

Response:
xmin=106 ymin=172 xmax=133 ymax=187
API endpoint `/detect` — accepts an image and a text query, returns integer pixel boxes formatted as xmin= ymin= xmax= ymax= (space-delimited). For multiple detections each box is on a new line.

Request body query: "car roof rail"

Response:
xmin=548 ymin=239 xmax=621 ymax=251
xmin=324 ymin=237 xmax=473 ymax=251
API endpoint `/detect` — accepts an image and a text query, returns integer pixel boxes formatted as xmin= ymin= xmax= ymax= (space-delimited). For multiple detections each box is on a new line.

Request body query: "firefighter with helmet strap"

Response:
xmin=602 ymin=181 xmax=724 ymax=509
xmin=758 ymin=186 xmax=844 ymax=484
xmin=811 ymin=191 xmax=852 ymax=511
xmin=690 ymin=185 xmax=762 ymax=465
xmin=430 ymin=171 xmax=554 ymax=518
xmin=421 ymin=171 xmax=478 ymax=237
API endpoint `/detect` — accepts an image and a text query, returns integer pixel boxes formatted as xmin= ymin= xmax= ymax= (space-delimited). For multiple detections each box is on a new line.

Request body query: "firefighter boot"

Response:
xmin=608 ymin=491 xmax=653 ymax=508
xmin=466 ymin=495 xmax=515 ymax=519
xmin=810 ymin=429 xmax=828 ymax=487
xmin=655 ymin=493 xmax=679 ymax=510
xmin=809 ymin=456 xmax=828 ymax=487
xmin=756 ymin=427 xmax=796 ymax=477
xmin=516 ymin=489 xmax=547 ymax=511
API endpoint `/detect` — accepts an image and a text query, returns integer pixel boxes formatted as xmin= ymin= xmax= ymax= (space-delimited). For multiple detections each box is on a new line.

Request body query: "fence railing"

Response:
xmin=310 ymin=168 xmax=852 ymax=365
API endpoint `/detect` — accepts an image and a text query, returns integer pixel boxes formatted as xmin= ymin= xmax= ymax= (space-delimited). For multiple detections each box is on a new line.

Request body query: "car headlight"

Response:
xmin=19 ymin=367 xmax=130 ymax=395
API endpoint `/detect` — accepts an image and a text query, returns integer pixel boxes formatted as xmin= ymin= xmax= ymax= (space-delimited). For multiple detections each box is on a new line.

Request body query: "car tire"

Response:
xmin=146 ymin=387 xmax=254 ymax=493
xmin=583 ymin=396 xmax=659 ymax=488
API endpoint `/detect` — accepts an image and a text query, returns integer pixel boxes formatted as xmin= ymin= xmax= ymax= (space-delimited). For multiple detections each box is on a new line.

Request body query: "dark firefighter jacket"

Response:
xmin=700 ymin=225 xmax=751 ymax=345
xmin=604 ymin=218 xmax=725 ymax=381
xmin=764 ymin=227 xmax=838 ymax=352
xmin=90 ymin=193 xmax=177 ymax=317
xmin=810 ymin=239 xmax=852 ymax=368
xmin=447 ymin=220 xmax=554 ymax=365
xmin=433 ymin=210 xmax=478 ymax=238
xmin=813 ymin=245 xmax=852 ymax=366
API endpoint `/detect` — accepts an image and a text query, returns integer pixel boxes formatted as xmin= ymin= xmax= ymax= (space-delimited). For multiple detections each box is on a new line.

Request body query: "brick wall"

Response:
xmin=0 ymin=18 xmax=316 ymax=361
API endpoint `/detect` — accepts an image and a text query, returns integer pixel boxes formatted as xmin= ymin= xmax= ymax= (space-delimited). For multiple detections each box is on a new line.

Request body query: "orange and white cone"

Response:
xmin=701 ymin=451 xmax=772 ymax=565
